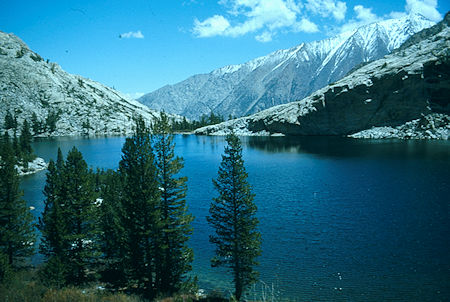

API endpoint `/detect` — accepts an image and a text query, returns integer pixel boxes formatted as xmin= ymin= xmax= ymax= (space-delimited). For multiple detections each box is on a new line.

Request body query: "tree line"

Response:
xmin=171 ymin=112 xmax=229 ymax=132
xmin=0 ymin=113 xmax=261 ymax=301
xmin=3 ymin=110 xmax=60 ymax=135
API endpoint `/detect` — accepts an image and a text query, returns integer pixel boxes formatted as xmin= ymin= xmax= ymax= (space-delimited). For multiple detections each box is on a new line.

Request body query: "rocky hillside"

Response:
xmin=0 ymin=31 xmax=170 ymax=137
xmin=195 ymin=13 xmax=450 ymax=139
xmin=139 ymin=13 xmax=434 ymax=119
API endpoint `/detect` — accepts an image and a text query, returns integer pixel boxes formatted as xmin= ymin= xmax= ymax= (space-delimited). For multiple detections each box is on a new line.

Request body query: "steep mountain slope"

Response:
xmin=195 ymin=13 xmax=450 ymax=139
xmin=139 ymin=13 xmax=434 ymax=119
xmin=0 ymin=31 xmax=169 ymax=137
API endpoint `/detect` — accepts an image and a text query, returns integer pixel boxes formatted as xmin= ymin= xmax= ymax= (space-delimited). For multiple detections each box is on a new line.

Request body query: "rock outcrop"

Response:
xmin=0 ymin=31 xmax=175 ymax=137
xmin=195 ymin=13 xmax=450 ymax=139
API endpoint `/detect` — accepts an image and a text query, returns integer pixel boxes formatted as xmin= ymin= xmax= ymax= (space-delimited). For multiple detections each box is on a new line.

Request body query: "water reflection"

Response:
xmin=245 ymin=136 xmax=450 ymax=160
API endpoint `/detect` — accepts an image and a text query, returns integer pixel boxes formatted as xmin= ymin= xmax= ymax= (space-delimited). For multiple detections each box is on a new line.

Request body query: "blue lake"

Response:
xmin=22 ymin=135 xmax=450 ymax=301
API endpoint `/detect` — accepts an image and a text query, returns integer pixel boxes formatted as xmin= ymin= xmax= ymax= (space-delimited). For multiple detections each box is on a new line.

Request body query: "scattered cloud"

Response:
xmin=192 ymin=0 xmax=445 ymax=42
xmin=405 ymin=0 xmax=441 ymax=21
xmin=255 ymin=31 xmax=273 ymax=42
xmin=119 ymin=30 xmax=144 ymax=39
xmin=304 ymin=0 xmax=347 ymax=21
xmin=294 ymin=18 xmax=319 ymax=33
xmin=193 ymin=0 xmax=322 ymax=42
xmin=338 ymin=5 xmax=381 ymax=33
xmin=193 ymin=15 xmax=230 ymax=37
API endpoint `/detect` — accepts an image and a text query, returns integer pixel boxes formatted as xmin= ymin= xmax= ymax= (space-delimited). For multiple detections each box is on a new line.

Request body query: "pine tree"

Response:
xmin=152 ymin=112 xmax=194 ymax=295
xmin=38 ymin=156 xmax=69 ymax=287
xmin=19 ymin=120 xmax=34 ymax=164
xmin=62 ymin=147 xmax=98 ymax=285
xmin=31 ymin=112 xmax=42 ymax=135
xmin=0 ymin=136 xmax=35 ymax=270
xmin=4 ymin=112 xmax=15 ymax=130
xmin=207 ymin=133 xmax=261 ymax=300
xmin=118 ymin=116 xmax=161 ymax=298
xmin=98 ymin=169 xmax=127 ymax=289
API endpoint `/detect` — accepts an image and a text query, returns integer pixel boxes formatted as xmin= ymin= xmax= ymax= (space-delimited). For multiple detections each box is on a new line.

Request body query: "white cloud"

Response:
xmin=255 ymin=31 xmax=273 ymax=42
xmin=304 ymin=0 xmax=347 ymax=21
xmin=294 ymin=18 xmax=319 ymax=33
xmin=405 ymin=0 xmax=442 ymax=22
xmin=193 ymin=0 xmax=322 ymax=42
xmin=338 ymin=5 xmax=381 ymax=33
xmin=120 ymin=30 xmax=144 ymax=39
xmin=354 ymin=5 xmax=378 ymax=23
xmin=193 ymin=15 xmax=230 ymax=37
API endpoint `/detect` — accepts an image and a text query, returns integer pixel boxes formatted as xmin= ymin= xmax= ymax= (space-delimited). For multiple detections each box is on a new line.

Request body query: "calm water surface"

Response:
xmin=22 ymin=135 xmax=450 ymax=301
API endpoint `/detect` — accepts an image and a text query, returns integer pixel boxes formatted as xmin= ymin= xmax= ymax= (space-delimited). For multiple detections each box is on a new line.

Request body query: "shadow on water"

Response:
xmin=245 ymin=136 xmax=450 ymax=161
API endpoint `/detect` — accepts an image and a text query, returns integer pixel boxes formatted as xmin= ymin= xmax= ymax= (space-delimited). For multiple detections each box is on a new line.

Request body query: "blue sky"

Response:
xmin=0 ymin=0 xmax=448 ymax=98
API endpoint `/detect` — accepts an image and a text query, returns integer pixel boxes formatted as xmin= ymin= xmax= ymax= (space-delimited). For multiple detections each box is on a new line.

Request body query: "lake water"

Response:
xmin=22 ymin=135 xmax=450 ymax=301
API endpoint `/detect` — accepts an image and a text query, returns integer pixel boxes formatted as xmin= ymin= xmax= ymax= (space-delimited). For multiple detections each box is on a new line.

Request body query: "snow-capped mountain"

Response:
xmin=0 ymin=31 xmax=172 ymax=137
xmin=195 ymin=13 xmax=450 ymax=139
xmin=139 ymin=13 xmax=434 ymax=119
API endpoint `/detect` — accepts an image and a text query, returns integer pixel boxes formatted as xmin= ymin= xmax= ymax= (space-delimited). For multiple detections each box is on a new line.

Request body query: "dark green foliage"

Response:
xmin=118 ymin=116 xmax=161 ymax=298
xmin=20 ymin=120 xmax=34 ymax=163
xmin=38 ymin=148 xmax=98 ymax=287
xmin=172 ymin=112 xmax=225 ymax=132
xmin=152 ymin=112 xmax=194 ymax=295
xmin=31 ymin=113 xmax=44 ymax=135
xmin=207 ymin=133 xmax=261 ymax=300
xmin=38 ymin=157 xmax=69 ymax=287
xmin=61 ymin=147 xmax=98 ymax=285
xmin=0 ymin=251 xmax=11 ymax=284
xmin=46 ymin=111 xmax=60 ymax=133
xmin=0 ymin=137 xmax=35 ymax=270
xmin=97 ymin=169 xmax=127 ymax=289
xmin=4 ymin=111 xmax=16 ymax=130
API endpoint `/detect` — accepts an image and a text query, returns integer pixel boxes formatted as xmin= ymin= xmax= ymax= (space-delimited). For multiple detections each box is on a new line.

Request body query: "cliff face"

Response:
xmin=0 ymin=31 xmax=172 ymax=137
xmin=195 ymin=14 xmax=449 ymax=139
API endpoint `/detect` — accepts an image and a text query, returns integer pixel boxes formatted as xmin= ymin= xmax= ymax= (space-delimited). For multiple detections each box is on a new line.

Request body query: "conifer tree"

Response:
xmin=152 ymin=112 xmax=194 ymax=295
xmin=62 ymin=147 xmax=98 ymax=285
xmin=19 ymin=120 xmax=33 ymax=164
xmin=118 ymin=116 xmax=161 ymax=298
xmin=98 ymin=169 xmax=127 ymax=289
xmin=31 ymin=112 xmax=42 ymax=135
xmin=0 ymin=135 xmax=35 ymax=270
xmin=38 ymin=156 xmax=69 ymax=287
xmin=207 ymin=133 xmax=261 ymax=300
xmin=4 ymin=112 xmax=15 ymax=130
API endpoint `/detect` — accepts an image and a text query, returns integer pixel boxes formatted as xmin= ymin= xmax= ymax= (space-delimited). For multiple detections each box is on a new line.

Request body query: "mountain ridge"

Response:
xmin=139 ymin=13 xmax=435 ymax=119
xmin=194 ymin=13 xmax=450 ymax=139
xmin=0 ymin=31 xmax=174 ymax=137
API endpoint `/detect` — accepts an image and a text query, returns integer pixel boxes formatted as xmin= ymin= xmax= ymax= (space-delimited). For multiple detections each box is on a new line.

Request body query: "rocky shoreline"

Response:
xmin=16 ymin=157 xmax=48 ymax=176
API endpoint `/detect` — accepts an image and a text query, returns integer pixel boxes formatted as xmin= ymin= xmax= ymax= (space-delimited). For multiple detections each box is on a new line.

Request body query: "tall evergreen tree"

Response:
xmin=0 ymin=135 xmax=35 ymax=270
xmin=19 ymin=120 xmax=33 ymax=164
xmin=38 ymin=155 xmax=69 ymax=287
xmin=62 ymin=147 xmax=98 ymax=285
xmin=98 ymin=169 xmax=127 ymax=289
xmin=118 ymin=116 xmax=161 ymax=298
xmin=3 ymin=112 xmax=15 ymax=130
xmin=152 ymin=112 xmax=194 ymax=295
xmin=207 ymin=133 xmax=261 ymax=300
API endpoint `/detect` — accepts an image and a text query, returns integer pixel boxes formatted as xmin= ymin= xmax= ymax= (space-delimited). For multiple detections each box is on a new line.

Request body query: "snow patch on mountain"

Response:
xmin=139 ymin=13 xmax=435 ymax=119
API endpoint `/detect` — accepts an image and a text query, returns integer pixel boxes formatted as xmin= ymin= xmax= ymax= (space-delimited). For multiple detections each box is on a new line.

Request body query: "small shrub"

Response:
xmin=15 ymin=47 xmax=26 ymax=58
xmin=30 ymin=52 xmax=43 ymax=62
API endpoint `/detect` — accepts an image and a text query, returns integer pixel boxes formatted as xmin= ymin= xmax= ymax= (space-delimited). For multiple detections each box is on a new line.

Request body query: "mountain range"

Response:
xmin=195 ymin=12 xmax=450 ymax=139
xmin=138 ymin=13 xmax=435 ymax=119
xmin=0 ymin=31 xmax=173 ymax=137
